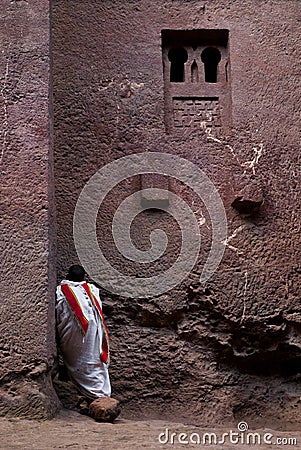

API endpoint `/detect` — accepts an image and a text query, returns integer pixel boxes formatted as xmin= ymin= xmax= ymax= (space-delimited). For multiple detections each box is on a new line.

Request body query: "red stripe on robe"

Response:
xmin=82 ymin=283 xmax=110 ymax=364
xmin=61 ymin=284 xmax=89 ymax=335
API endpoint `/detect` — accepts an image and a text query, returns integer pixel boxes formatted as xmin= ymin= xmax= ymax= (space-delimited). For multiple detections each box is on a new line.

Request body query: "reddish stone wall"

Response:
xmin=0 ymin=1 xmax=58 ymax=418
xmin=52 ymin=0 xmax=301 ymax=428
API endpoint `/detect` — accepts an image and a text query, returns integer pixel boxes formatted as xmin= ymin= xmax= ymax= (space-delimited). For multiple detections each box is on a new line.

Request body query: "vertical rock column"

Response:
xmin=0 ymin=0 xmax=58 ymax=418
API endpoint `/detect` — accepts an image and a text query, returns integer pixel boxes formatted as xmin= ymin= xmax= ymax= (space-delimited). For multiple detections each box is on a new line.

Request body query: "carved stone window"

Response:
xmin=162 ymin=29 xmax=231 ymax=135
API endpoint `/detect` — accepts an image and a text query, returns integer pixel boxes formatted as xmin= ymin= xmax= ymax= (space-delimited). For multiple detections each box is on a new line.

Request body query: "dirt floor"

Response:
xmin=0 ymin=409 xmax=300 ymax=450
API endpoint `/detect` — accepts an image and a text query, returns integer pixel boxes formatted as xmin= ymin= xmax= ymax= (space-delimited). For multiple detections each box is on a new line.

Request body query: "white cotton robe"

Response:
xmin=56 ymin=280 xmax=111 ymax=399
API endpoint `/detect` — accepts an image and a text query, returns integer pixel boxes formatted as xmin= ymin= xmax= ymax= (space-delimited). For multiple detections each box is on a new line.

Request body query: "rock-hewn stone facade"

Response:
xmin=1 ymin=0 xmax=301 ymax=429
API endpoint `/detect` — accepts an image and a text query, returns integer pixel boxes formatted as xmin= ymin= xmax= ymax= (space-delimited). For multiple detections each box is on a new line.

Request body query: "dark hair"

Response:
xmin=66 ymin=265 xmax=85 ymax=282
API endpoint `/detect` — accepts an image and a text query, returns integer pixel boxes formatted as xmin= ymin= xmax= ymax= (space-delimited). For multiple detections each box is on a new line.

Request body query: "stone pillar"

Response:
xmin=0 ymin=0 xmax=58 ymax=418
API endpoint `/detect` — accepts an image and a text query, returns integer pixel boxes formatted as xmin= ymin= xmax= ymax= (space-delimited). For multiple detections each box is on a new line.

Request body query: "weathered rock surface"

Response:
xmin=51 ymin=0 xmax=301 ymax=429
xmin=0 ymin=0 xmax=59 ymax=418
xmin=2 ymin=0 xmax=300 ymax=426
xmin=231 ymin=177 xmax=264 ymax=214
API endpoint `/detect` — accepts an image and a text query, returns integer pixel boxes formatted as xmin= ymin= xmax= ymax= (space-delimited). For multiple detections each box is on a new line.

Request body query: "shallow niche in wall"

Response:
xmin=162 ymin=29 xmax=231 ymax=136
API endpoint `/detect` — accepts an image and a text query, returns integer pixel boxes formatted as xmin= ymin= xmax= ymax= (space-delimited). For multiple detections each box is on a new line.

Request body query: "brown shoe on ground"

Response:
xmin=89 ymin=397 xmax=121 ymax=422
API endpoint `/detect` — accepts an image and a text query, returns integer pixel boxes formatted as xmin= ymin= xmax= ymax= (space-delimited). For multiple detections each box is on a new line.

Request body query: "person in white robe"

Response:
xmin=56 ymin=265 xmax=111 ymax=400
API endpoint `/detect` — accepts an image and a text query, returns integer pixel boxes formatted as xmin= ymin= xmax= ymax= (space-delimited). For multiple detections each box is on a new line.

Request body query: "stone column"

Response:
xmin=0 ymin=0 xmax=58 ymax=418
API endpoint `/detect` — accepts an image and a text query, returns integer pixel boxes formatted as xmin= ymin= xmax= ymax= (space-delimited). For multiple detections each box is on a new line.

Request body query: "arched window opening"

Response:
xmin=201 ymin=47 xmax=221 ymax=83
xmin=191 ymin=60 xmax=199 ymax=83
xmin=168 ymin=48 xmax=188 ymax=82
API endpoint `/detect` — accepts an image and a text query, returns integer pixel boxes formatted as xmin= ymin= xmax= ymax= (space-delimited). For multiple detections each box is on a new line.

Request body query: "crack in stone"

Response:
xmin=242 ymin=143 xmax=264 ymax=175
xmin=222 ymin=225 xmax=246 ymax=255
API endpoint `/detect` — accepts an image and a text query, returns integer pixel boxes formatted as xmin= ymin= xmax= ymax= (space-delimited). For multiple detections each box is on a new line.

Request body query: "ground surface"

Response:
xmin=0 ymin=409 xmax=300 ymax=450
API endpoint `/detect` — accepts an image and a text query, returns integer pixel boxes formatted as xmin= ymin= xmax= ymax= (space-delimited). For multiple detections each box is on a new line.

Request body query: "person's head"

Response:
xmin=66 ymin=265 xmax=86 ymax=282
